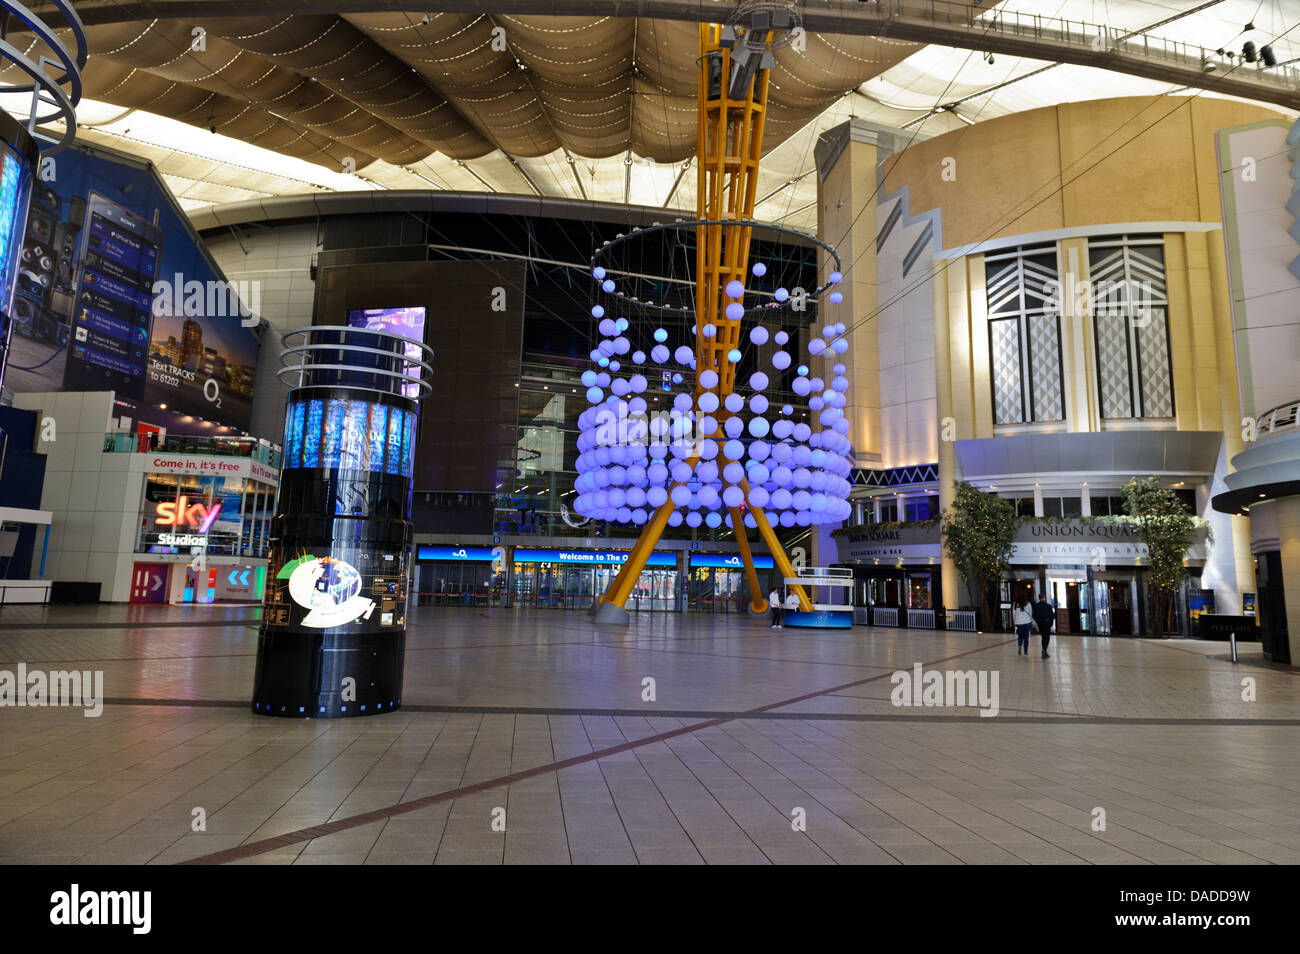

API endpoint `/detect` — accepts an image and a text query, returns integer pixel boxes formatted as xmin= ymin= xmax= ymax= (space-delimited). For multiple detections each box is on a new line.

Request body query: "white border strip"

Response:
xmin=937 ymin=221 xmax=1221 ymax=260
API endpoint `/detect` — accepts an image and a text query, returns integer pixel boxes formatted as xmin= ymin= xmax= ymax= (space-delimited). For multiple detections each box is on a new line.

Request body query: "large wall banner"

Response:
xmin=4 ymin=143 xmax=260 ymax=430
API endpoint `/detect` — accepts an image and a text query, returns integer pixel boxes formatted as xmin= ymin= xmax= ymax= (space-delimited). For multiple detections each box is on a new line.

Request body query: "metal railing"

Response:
xmin=907 ymin=608 xmax=936 ymax=629
xmin=872 ymin=606 xmax=900 ymax=627
xmin=946 ymin=609 xmax=978 ymax=632
xmin=837 ymin=1 xmax=1299 ymax=90
xmin=106 ymin=432 xmax=282 ymax=468
xmin=792 ymin=0 xmax=1299 ymax=106
xmin=1255 ymin=399 xmax=1299 ymax=442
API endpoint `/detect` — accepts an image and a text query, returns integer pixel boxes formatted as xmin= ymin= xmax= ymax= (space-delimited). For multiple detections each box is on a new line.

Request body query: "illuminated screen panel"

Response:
xmin=0 ymin=146 xmax=24 ymax=303
xmin=302 ymin=400 xmax=323 ymax=468
xmin=346 ymin=307 xmax=425 ymax=398
xmin=401 ymin=410 xmax=415 ymax=478
xmin=385 ymin=407 xmax=404 ymax=475
xmin=284 ymin=400 xmax=306 ymax=469
xmin=285 ymin=397 xmax=414 ymax=476
xmin=339 ymin=400 xmax=369 ymax=470
xmin=368 ymin=403 xmax=388 ymax=468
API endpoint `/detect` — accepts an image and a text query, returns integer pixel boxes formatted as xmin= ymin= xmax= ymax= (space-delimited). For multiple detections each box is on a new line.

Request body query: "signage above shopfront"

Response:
xmin=155 ymin=496 xmax=221 ymax=531
xmin=1010 ymin=519 xmax=1207 ymax=566
xmin=512 ymin=548 xmax=676 ymax=567
xmin=139 ymin=453 xmax=280 ymax=487
xmin=689 ymin=553 xmax=775 ymax=569
xmin=417 ymin=546 xmax=497 ymax=562
xmin=834 ymin=522 xmax=942 ymax=565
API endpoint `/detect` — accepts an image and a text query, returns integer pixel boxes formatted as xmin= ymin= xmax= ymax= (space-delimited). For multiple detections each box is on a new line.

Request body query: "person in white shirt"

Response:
xmin=768 ymin=588 xmax=782 ymax=628
xmin=1012 ymin=597 xmax=1033 ymax=656
xmin=783 ymin=590 xmax=800 ymax=619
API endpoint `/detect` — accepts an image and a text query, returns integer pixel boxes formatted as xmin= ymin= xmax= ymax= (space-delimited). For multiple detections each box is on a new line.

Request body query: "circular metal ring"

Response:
xmin=589 ymin=217 xmax=841 ymax=317
xmin=275 ymin=362 xmax=433 ymax=399
xmin=279 ymin=326 xmax=435 ymax=398
xmin=279 ymin=341 xmax=436 ymax=380
xmin=0 ymin=0 xmax=85 ymax=152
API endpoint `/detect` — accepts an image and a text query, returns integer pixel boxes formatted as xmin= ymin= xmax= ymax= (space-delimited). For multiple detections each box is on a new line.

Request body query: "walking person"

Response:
xmin=768 ymin=586 xmax=783 ymax=629
xmin=1033 ymin=594 xmax=1055 ymax=659
xmin=1013 ymin=596 xmax=1033 ymax=656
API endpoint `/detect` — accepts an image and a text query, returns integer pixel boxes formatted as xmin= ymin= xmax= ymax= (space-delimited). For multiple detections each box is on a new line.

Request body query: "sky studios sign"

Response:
xmin=154 ymin=496 xmax=221 ymax=546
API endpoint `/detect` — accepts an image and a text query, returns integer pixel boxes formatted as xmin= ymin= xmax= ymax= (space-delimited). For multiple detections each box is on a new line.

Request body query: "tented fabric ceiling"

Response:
xmin=1 ymin=2 xmax=1295 ymax=230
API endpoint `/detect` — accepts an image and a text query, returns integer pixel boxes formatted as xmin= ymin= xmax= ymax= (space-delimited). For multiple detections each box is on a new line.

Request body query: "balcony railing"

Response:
xmin=105 ymin=432 xmax=282 ymax=468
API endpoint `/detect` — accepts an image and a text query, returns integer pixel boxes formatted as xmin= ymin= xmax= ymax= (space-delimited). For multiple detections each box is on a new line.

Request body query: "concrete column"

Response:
xmin=933 ymin=258 xmax=960 ymax=611
xmin=812 ymin=121 xmax=882 ymax=568
xmin=1276 ymin=497 xmax=1300 ymax=664
xmin=815 ymin=119 xmax=880 ymax=466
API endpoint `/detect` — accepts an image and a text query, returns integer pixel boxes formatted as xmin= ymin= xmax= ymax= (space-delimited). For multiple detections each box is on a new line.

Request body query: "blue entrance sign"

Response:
xmin=689 ymin=553 xmax=775 ymax=570
xmin=416 ymin=546 xmax=497 ymax=562
xmin=513 ymin=548 xmax=676 ymax=567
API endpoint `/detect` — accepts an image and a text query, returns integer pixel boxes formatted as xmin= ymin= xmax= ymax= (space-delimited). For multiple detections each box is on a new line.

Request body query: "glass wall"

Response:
xmin=136 ymin=472 xmax=276 ymax=557
xmin=416 ymin=561 xmax=504 ymax=606
xmin=509 ymin=562 xmax=677 ymax=611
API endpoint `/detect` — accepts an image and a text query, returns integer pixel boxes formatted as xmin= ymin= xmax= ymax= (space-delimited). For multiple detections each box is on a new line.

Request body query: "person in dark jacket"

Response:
xmin=1032 ymin=595 xmax=1055 ymax=659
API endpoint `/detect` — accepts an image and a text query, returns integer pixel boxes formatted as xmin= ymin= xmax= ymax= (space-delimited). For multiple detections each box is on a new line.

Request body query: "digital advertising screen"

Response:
xmin=63 ymin=193 xmax=162 ymax=401
xmin=282 ymin=396 xmax=416 ymax=478
xmin=5 ymin=144 xmax=260 ymax=430
xmin=346 ymin=307 xmax=425 ymax=398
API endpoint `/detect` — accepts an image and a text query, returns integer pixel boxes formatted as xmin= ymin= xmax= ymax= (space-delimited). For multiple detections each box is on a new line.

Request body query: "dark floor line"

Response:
xmin=85 ymin=695 xmax=1300 ymax=726
xmin=178 ymin=637 xmax=1019 ymax=865
xmin=0 ymin=617 xmax=260 ymax=631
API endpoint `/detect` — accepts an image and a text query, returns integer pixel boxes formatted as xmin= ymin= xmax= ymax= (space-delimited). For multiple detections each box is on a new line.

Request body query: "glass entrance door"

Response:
xmin=1092 ymin=579 xmax=1111 ymax=635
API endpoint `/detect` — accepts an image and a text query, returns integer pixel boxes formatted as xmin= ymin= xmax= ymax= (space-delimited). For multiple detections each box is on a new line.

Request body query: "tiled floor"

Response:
xmin=1 ymin=603 xmax=1298 ymax=865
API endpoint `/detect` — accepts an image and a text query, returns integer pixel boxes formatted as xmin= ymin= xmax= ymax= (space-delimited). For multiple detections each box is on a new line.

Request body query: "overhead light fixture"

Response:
xmin=419 ymin=12 xmax=431 ymax=25
xmin=1260 ymin=45 xmax=1277 ymax=67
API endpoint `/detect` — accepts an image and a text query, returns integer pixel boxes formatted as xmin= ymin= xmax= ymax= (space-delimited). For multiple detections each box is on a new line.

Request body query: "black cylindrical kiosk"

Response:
xmin=252 ymin=326 xmax=433 ymax=717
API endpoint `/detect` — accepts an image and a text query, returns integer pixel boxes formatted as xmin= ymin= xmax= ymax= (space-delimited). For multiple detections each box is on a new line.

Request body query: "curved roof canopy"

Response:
xmin=2 ymin=1 xmax=1296 ymax=229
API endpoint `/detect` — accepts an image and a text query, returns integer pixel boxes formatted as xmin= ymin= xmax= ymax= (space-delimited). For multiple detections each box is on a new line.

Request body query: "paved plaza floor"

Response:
xmin=1 ymin=603 xmax=1297 ymax=865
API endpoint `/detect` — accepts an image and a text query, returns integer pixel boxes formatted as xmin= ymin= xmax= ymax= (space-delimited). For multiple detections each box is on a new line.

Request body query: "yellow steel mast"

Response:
xmin=594 ymin=11 xmax=810 ymax=623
